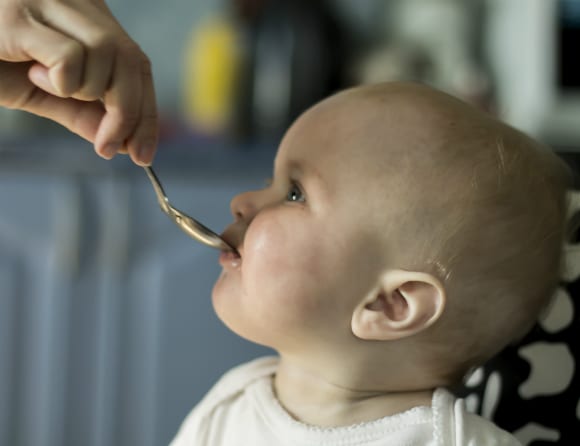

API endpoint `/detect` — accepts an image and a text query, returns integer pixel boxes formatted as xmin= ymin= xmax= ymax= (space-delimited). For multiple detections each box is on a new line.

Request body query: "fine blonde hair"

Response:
xmin=418 ymin=113 xmax=570 ymax=380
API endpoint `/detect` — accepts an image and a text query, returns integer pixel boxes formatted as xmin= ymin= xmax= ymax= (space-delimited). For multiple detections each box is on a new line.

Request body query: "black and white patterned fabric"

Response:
xmin=455 ymin=171 xmax=580 ymax=445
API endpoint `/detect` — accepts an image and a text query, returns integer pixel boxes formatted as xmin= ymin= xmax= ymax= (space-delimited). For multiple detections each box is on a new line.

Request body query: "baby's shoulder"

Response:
xmin=169 ymin=356 xmax=279 ymax=445
xmin=434 ymin=389 xmax=522 ymax=445
xmin=194 ymin=356 xmax=279 ymax=416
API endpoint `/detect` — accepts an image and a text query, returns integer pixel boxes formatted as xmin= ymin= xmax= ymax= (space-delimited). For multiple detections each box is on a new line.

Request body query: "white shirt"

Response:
xmin=170 ymin=356 xmax=521 ymax=446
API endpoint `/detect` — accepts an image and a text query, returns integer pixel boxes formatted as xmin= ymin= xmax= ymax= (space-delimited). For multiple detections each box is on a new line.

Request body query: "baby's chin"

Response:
xmin=211 ymin=270 xmax=232 ymax=306
xmin=211 ymin=300 xmax=275 ymax=349
xmin=210 ymin=283 xmax=280 ymax=349
xmin=211 ymin=271 xmax=245 ymax=323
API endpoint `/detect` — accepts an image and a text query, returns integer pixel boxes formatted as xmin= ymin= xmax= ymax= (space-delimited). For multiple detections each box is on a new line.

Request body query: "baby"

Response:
xmin=170 ymin=82 xmax=569 ymax=445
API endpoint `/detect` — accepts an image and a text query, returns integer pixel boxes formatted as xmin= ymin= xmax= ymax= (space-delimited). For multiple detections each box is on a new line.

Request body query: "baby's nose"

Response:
xmin=230 ymin=190 xmax=260 ymax=222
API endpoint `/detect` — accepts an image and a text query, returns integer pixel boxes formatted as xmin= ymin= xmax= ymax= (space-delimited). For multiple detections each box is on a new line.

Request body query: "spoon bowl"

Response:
xmin=144 ymin=166 xmax=235 ymax=252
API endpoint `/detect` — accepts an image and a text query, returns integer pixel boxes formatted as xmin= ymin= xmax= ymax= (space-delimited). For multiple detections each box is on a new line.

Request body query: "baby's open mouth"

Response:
xmin=219 ymin=231 xmax=242 ymax=265
xmin=219 ymin=249 xmax=241 ymax=268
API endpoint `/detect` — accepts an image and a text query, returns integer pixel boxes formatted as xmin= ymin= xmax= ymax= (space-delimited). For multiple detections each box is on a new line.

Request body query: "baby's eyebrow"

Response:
xmin=272 ymin=158 xmax=296 ymax=177
xmin=284 ymin=159 xmax=328 ymax=197
xmin=273 ymin=158 xmax=307 ymax=181
xmin=273 ymin=158 xmax=325 ymax=190
xmin=287 ymin=159 xmax=305 ymax=176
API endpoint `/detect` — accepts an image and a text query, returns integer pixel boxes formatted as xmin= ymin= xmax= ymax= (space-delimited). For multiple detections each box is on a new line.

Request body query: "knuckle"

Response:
xmin=64 ymin=40 xmax=84 ymax=61
xmin=119 ymin=110 xmax=141 ymax=129
xmin=118 ymin=36 xmax=139 ymax=56
xmin=118 ymin=38 xmax=147 ymax=68
xmin=91 ymin=33 xmax=116 ymax=56
xmin=54 ymin=43 xmax=84 ymax=95
xmin=0 ymin=2 xmax=40 ymax=30
xmin=58 ymin=41 xmax=84 ymax=73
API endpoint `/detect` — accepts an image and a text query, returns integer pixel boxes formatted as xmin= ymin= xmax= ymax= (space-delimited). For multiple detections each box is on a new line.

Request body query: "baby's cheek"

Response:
xmin=244 ymin=215 xmax=329 ymax=304
xmin=246 ymin=215 xmax=323 ymax=275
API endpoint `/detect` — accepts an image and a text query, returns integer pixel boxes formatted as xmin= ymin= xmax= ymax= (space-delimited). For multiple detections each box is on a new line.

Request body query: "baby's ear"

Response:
xmin=351 ymin=270 xmax=446 ymax=341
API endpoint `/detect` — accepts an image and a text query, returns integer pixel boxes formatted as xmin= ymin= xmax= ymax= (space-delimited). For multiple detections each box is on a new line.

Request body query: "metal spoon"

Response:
xmin=144 ymin=166 xmax=235 ymax=251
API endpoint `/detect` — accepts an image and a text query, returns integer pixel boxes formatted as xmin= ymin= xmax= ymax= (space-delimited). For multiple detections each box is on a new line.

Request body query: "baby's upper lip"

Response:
xmin=220 ymin=229 xmax=243 ymax=256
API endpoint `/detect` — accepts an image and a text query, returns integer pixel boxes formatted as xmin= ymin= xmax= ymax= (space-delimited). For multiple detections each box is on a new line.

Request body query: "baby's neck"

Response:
xmin=273 ymin=357 xmax=434 ymax=428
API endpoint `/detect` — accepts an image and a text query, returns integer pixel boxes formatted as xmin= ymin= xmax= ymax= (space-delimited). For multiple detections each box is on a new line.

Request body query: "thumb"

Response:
xmin=28 ymin=63 xmax=61 ymax=96
xmin=0 ymin=61 xmax=104 ymax=143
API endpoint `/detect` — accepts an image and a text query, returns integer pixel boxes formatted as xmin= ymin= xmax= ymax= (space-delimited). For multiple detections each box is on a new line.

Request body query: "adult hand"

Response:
xmin=0 ymin=0 xmax=158 ymax=165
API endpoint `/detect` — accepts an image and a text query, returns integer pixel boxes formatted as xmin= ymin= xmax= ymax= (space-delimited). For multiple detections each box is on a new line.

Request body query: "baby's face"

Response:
xmin=212 ymin=94 xmax=394 ymax=352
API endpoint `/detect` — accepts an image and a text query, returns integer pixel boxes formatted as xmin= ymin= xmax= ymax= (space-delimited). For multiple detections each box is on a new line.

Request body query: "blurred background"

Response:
xmin=0 ymin=0 xmax=578 ymax=445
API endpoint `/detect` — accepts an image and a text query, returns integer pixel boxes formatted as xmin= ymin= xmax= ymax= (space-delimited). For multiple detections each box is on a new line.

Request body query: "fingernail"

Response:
xmin=101 ymin=143 xmax=121 ymax=159
xmin=138 ymin=144 xmax=155 ymax=165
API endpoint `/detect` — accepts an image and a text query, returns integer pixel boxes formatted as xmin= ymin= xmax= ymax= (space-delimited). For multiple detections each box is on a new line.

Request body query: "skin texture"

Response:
xmin=0 ymin=0 xmax=158 ymax=165
xmin=213 ymin=83 xmax=454 ymax=426
xmin=212 ymin=82 xmax=569 ymax=427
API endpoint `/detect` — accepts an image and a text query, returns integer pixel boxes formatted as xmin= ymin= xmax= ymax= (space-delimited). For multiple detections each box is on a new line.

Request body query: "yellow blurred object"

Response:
xmin=183 ymin=16 xmax=242 ymax=133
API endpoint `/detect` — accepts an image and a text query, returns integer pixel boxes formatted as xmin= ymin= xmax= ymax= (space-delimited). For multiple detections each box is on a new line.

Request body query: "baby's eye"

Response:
xmin=286 ymin=182 xmax=305 ymax=203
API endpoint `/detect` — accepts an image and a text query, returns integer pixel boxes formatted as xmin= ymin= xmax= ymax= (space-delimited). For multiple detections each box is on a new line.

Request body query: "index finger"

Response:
xmin=93 ymin=42 xmax=145 ymax=160
xmin=124 ymin=55 xmax=158 ymax=166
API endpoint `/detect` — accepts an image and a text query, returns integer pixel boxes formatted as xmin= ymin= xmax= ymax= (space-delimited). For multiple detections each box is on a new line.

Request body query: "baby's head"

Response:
xmin=215 ymin=82 xmax=570 ymax=389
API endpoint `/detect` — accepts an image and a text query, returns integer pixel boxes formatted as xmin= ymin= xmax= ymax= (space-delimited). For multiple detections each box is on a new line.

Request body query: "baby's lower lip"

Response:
xmin=219 ymin=250 xmax=242 ymax=268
